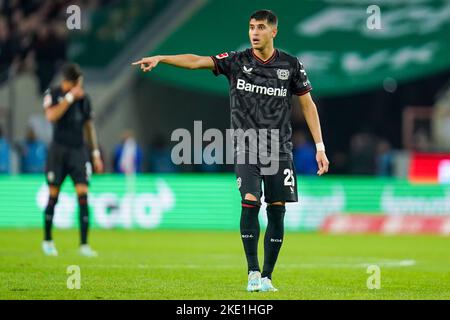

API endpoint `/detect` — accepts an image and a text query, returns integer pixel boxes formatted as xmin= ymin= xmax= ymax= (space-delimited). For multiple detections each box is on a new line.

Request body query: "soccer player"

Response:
xmin=132 ymin=9 xmax=329 ymax=291
xmin=42 ymin=63 xmax=103 ymax=257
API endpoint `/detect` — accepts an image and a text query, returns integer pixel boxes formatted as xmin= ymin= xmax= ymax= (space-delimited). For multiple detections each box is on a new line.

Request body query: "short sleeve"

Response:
xmin=210 ymin=51 xmax=237 ymax=77
xmin=291 ymin=59 xmax=312 ymax=96
xmin=83 ymin=95 xmax=93 ymax=121
xmin=43 ymin=89 xmax=54 ymax=109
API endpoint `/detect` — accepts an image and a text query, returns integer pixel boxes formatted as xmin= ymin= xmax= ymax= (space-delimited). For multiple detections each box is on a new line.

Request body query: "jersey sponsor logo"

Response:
xmin=276 ymin=69 xmax=290 ymax=80
xmin=215 ymin=52 xmax=229 ymax=59
xmin=236 ymin=79 xmax=287 ymax=97
xmin=243 ymin=66 xmax=253 ymax=74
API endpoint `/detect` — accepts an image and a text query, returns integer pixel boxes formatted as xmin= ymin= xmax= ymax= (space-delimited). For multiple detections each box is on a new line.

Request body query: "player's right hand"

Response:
xmin=70 ymin=86 xmax=85 ymax=100
xmin=131 ymin=56 xmax=160 ymax=72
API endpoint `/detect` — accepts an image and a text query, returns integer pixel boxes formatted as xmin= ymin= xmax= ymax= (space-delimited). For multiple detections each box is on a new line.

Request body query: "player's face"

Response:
xmin=249 ymin=19 xmax=277 ymax=50
xmin=61 ymin=80 xmax=73 ymax=91
xmin=63 ymin=77 xmax=83 ymax=90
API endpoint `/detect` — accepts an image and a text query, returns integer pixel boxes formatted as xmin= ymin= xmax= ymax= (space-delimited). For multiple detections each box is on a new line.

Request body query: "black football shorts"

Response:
xmin=45 ymin=142 xmax=91 ymax=187
xmin=234 ymin=159 xmax=298 ymax=204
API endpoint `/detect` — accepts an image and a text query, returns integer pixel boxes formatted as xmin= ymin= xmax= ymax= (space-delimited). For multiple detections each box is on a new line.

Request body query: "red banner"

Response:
xmin=409 ymin=153 xmax=450 ymax=184
xmin=322 ymin=215 xmax=450 ymax=235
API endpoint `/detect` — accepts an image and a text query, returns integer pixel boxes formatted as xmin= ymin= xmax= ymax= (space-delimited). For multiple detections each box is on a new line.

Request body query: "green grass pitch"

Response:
xmin=1 ymin=229 xmax=449 ymax=299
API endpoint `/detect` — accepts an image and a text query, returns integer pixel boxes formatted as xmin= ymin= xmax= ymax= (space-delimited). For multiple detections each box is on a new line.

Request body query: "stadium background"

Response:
xmin=1 ymin=0 xmax=449 ymax=233
xmin=1 ymin=0 xmax=450 ymax=300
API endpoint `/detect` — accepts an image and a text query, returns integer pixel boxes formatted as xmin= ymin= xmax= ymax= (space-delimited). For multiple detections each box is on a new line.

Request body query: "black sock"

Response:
xmin=240 ymin=200 xmax=261 ymax=273
xmin=44 ymin=196 xmax=58 ymax=241
xmin=78 ymin=194 xmax=89 ymax=245
xmin=262 ymin=204 xmax=286 ymax=279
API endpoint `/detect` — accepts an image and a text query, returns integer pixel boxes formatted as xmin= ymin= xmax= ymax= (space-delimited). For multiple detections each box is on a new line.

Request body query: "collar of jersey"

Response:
xmin=251 ymin=48 xmax=278 ymax=65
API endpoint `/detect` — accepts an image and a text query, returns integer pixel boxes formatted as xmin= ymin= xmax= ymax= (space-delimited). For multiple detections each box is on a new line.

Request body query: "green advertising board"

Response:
xmin=0 ymin=175 xmax=449 ymax=231
xmin=144 ymin=0 xmax=450 ymax=96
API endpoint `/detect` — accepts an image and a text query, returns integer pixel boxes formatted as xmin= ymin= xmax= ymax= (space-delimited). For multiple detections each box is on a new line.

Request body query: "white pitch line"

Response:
xmin=281 ymin=259 xmax=416 ymax=269
xmin=86 ymin=259 xmax=416 ymax=270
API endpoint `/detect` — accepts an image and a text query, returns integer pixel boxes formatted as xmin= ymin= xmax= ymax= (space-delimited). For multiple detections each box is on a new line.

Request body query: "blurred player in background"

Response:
xmin=132 ymin=10 xmax=329 ymax=291
xmin=42 ymin=63 xmax=103 ymax=257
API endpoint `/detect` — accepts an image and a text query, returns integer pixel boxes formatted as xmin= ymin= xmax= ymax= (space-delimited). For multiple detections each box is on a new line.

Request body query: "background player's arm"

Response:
xmin=132 ymin=54 xmax=214 ymax=72
xmin=298 ymin=92 xmax=330 ymax=175
xmin=45 ymin=99 xmax=70 ymax=122
xmin=45 ymin=86 xmax=84 ymax=122
xmin=84 ymin=120 xmax=104 ymax=173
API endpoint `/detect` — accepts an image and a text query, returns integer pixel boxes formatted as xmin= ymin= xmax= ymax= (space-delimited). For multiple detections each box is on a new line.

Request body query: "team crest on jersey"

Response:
xmin=215 ymin=52 xmax=229 ymax=59
xmin=276 ymin=69 xmax=290 ymax=80
xmin=237 ymin=177 xmax=242 ymax=189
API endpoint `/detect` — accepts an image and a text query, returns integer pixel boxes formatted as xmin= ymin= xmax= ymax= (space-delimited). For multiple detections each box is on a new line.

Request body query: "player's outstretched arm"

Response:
xmin=298 ymin=93 xmax=330 ymax=176
xmin=131 ymin=54 xmax=214 ymax=72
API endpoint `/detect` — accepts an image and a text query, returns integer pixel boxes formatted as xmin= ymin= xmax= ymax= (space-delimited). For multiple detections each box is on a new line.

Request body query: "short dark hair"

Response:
xmin=250 ymin=9 xmax=278 ymax=26
xmin=61 ymin=63 xmax=82 ymax=82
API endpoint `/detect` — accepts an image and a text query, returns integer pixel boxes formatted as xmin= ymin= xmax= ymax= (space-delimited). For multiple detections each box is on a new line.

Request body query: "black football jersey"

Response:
xmin=211 ymin=48 xmax=312 ymax=160
xmin=43 ymin=87 xmax=93 ymax=148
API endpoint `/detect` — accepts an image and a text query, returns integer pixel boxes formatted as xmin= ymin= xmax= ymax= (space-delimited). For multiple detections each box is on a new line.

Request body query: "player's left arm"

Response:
xmin=84 ymin=120 xmax=104 ymax=173
xmin=298 ymin=93 xmax=330 ymax=175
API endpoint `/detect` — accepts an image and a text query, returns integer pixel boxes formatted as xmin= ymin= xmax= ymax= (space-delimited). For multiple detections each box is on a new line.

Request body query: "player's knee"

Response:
xmin=48 ymin=186 xmax=60 ymax=199
xmin=242 ymin=199 xmax=260 ymax=209
xmin=74 ymin=184 xmax=89 ymax=207
xmin=244 ymin=193 xmax=258 ymax=202
xmin=269 ymin=201 xmax=285 ymax=206
xmin=47 ymin=189 xmax=59 ymax=207
xmin=242 ymin=194 xmax=261 ymax=209
xmin=75 ymin=184 xmax=88 ymax=196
